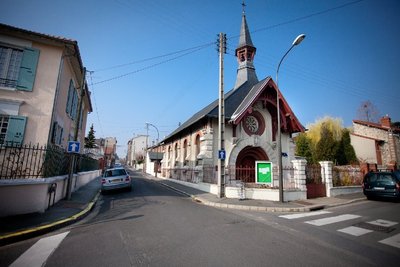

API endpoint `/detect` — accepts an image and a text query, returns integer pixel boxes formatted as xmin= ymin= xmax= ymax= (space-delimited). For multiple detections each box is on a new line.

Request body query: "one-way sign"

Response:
xmin=218 ymin=150 xmax=226 ymax=160
xmin=67 ymin=141 xmax=80 ymax=153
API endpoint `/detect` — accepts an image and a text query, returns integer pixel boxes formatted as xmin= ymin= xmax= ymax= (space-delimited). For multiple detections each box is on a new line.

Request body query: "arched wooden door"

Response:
xmin=235 ymin=146 xmax=268 ymax=183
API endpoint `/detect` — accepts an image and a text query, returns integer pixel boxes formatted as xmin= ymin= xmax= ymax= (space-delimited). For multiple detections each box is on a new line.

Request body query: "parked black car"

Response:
xmin=362 ymin=170 xmax=400 ymax=200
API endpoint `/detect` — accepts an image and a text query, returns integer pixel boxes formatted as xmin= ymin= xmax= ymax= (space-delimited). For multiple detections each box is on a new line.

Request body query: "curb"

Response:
xmin=192 ymin=196 xmax=326 ymax=212
xmin=154 ymin=178 xmax=366 ymax=213
xmin=0 ymin=190 xmax=101 ymax=247
xmin=157 ymin=181 xmax=326 ymax=213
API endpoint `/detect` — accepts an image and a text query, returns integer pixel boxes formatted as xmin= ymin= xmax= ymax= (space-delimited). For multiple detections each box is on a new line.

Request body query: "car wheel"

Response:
xmin=366 ymin=195 xmax=373 ymax=200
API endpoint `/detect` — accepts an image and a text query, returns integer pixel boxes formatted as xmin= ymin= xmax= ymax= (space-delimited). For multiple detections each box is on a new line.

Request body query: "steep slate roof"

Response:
xmin=237 ymin=14 xmax=255 ymax=49
xmin=163 ymin=80 xmax=256 ymax=141
xmin=162 ymin=9 xmax=304 ymax=142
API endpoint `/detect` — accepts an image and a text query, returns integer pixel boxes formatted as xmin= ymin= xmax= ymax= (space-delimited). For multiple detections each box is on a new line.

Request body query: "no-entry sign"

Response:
xmin=255 ymin=161 xmax=273 ymax=184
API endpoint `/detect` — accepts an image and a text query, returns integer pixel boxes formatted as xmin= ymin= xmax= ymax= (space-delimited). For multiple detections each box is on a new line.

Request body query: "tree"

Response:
xmin=294 ymin=133 xmax=313 ymax=163
xmin=306 ymin=116 xmax=343 ymax=148
xmin=336 ymin=128 xmax=358 ymax=165
xmin=84 ymin=124 xmax=96 ymax=148
xmin=357 ymin=100 xmax=380 ymax=123
xmin=295 ymin=116 xmax=358 ymax=165
xmin=315 ymin=123 xmax=337 ymax=162
xmin=392 ymin=121 xmax=400 ymax=128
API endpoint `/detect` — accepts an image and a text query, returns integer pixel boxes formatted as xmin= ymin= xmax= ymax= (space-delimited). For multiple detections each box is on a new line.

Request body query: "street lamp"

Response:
xmin=276 ymin=33 xmax=305 ymax=203
xmin=146 ymin=122 xmax=160 ymax=177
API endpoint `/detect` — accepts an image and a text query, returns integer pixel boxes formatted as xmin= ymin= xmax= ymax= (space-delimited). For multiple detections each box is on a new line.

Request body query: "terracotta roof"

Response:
xmin=353 ymin=120 xmax=400 ymax=133
xmin=0 ymin=23 xmax=93 ymax=112
xmin=0 ymin=23 xmax=77 ymax=44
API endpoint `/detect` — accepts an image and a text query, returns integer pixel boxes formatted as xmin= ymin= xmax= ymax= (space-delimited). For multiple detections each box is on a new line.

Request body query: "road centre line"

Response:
xmin=279 ymin=210 xmax=332 ymax=219
xmin=305 ymin=214 xmax=361 ymax=226
xmin=10 ymin=231 xmax=69 ymax=267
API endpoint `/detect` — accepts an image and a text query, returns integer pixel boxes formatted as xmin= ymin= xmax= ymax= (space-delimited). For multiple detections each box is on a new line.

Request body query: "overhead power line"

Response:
xmin=92 ymin=42 xmax=214 ymax=85
xmin=93 ymin=42 xmax=216 ymax=72
xmin=91 ymin=0 xmax=365 ymax=86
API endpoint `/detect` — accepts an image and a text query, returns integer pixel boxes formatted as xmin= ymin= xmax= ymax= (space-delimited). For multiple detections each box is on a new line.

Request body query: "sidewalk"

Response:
xmin=0 ymin=172 xmax=366 ymax=246
xmin=147 ymin=175 xmax=366 ymax=212
xmin=0 ymin=176 xmax=101 ymax=246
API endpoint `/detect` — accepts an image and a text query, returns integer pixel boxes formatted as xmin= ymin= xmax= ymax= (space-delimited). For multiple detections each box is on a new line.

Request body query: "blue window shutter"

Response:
xmin=66 ymin=80 xmax=73 ymax=115
xmin=5 ymin=116 xmax=27 ymax=145
xmin=72 ymin=89 xmax=78 ymax=120
xmin=16 ymin=48 xmax=40 ymax=91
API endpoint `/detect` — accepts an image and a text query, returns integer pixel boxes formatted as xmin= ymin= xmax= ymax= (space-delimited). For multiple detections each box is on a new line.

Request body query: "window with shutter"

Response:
xmin=0 ymin=46 xmax=39 ymax=91
xmin=3 ymin=115 xmax=27 ymax=146
xmin=16 ymin=48 xmax=40 ymax=91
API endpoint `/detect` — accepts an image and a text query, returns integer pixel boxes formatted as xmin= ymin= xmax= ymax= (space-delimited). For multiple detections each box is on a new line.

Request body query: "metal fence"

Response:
xmin=0 ymin=143 xmax=99 ymax=179
xmin=161 ymin=164 xmax=299 ymax=189
xmin=305 ymin=164 xmax=322 ymax=184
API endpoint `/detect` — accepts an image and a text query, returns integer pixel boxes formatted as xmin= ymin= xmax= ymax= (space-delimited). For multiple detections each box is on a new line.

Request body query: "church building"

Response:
xmin=152 ymin=9 xmax=305 ymax=198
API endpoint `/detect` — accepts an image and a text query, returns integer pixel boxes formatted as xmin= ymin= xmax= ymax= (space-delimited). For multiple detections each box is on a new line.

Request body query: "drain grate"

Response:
xmin=354 ymin=222 xmax=396 ymax=233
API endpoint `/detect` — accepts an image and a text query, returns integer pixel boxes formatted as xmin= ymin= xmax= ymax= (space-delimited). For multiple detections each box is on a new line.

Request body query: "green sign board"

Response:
xmin=255 ymin=161 xmax=273 ymax=184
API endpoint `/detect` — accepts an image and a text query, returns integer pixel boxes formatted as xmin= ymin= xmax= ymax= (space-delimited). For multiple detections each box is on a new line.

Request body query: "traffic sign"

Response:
xmin=218 ymin=150 xmax=226 ymax=160
xmin=67 ymin=141 xmax=80 ymax=153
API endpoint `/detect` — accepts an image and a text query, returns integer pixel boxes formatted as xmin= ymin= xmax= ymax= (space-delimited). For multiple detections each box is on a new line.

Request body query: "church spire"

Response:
xmin=234 ymin=2 xmax=258 ymax=90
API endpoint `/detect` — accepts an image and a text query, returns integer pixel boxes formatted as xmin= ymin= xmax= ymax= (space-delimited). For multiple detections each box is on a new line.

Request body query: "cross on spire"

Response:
xmin=242 ymin=0 xmax=246 ymax=14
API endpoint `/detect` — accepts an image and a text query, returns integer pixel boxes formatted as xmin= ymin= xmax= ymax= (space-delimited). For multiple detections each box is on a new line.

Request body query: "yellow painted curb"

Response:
xmin=0 ymin=190 xmax=100 ymax=241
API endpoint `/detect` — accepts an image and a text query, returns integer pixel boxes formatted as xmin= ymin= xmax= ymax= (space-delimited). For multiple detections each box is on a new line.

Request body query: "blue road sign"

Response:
xmin=67 ymin=141 xmax=80 ymax=153
xmin=218 ymin=150 xmax=226 ymax=160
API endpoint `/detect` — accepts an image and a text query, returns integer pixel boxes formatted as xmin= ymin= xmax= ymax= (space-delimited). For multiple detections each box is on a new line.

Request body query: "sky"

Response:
xmin=1 ymin=0 xmax=399 ymax=157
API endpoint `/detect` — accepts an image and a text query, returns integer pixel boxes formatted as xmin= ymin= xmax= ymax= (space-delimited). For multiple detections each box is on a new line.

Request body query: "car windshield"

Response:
xmin=105 ymin=169 xmax=127 ymax=177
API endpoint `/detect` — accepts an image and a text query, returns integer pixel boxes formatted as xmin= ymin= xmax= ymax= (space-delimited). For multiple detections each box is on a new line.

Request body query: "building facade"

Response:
xmin=126 ymin=135 xmax=147 ymax=168
xmin=154 ymin=11 xmax=304 ymax=188
xmin=351 ymin=115 xmax=399 ymax=169
xmin=0 ymin=23 xmax=92 ymax=148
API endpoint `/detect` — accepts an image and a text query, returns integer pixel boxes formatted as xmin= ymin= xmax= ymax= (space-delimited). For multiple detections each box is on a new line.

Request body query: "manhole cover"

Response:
xmin=354 ymin=222 xmax=396 ymax=233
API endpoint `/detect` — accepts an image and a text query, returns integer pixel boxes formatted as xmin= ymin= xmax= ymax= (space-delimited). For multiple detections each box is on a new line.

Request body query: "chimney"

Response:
xmin=380 ymin=115 xmax=391 ymax=128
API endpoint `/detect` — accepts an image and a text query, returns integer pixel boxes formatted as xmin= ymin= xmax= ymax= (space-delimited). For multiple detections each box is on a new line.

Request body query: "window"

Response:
xmin=0 ymin=45 xmax=39 ymax=91
xmin=0 ymin=115 xmax=27 ymax=145
xmin=168 ymin=146 xmax=172 ymax=166
xmin=51 ymin=122 xmax=64 ymax=145
xmin=0 ymin=115 xmax=9 ymax=144
xmin=175 ymin=143 xmax=179 ymax=161
xmin=66 ymin=80 xmax=78 ymax=120
xmin=195 ymin=135 xmax=200 ymax=157
xmin=183 ymin=139 xmax=188 ymax=165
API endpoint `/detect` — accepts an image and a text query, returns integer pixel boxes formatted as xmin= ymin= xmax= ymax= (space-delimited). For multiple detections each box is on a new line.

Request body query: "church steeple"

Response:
xmin=234 ymin=2 xmax=258 ymax=89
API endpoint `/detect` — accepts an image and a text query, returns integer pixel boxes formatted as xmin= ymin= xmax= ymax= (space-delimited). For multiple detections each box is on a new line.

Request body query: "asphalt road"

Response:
xmin=1 ymin=171 xmax=399 ymax=267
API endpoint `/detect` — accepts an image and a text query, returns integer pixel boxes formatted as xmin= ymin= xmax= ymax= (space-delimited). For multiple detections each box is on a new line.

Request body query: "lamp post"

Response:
xmin=146 ymin=122 xmax=160 ymax=177
xmin=276 ymin=34 xmax=305 ymax=203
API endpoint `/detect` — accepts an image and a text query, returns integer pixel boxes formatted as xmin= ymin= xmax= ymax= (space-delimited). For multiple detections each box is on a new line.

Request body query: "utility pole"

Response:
xmin=217 ymin=33 xmax=226 ymax=198
xmin=144 ymin=123 xmax=149 ymax=173
xmin=67 ymin=67 xmax=86 ymax=200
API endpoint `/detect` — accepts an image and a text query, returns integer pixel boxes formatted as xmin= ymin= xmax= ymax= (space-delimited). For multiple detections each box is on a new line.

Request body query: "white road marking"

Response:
xmin=379 ymin=233 xmax=400 ymax=249
xmin=279 ymin=210 xmax=332 ymax=219
xmin=337 ymin=226 xmax=373 ymax=236
xmin=367 ymin=219 xmax=398 ymax=228
xmin=305 ymin=214 xmax=361 ymax=226
xmin=10 ymin=231 xmax=69 ymax=267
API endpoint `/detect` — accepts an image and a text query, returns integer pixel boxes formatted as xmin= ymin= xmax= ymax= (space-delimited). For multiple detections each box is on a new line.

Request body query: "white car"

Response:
xmin=101 ymin=167 xmax=131 ymax=193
